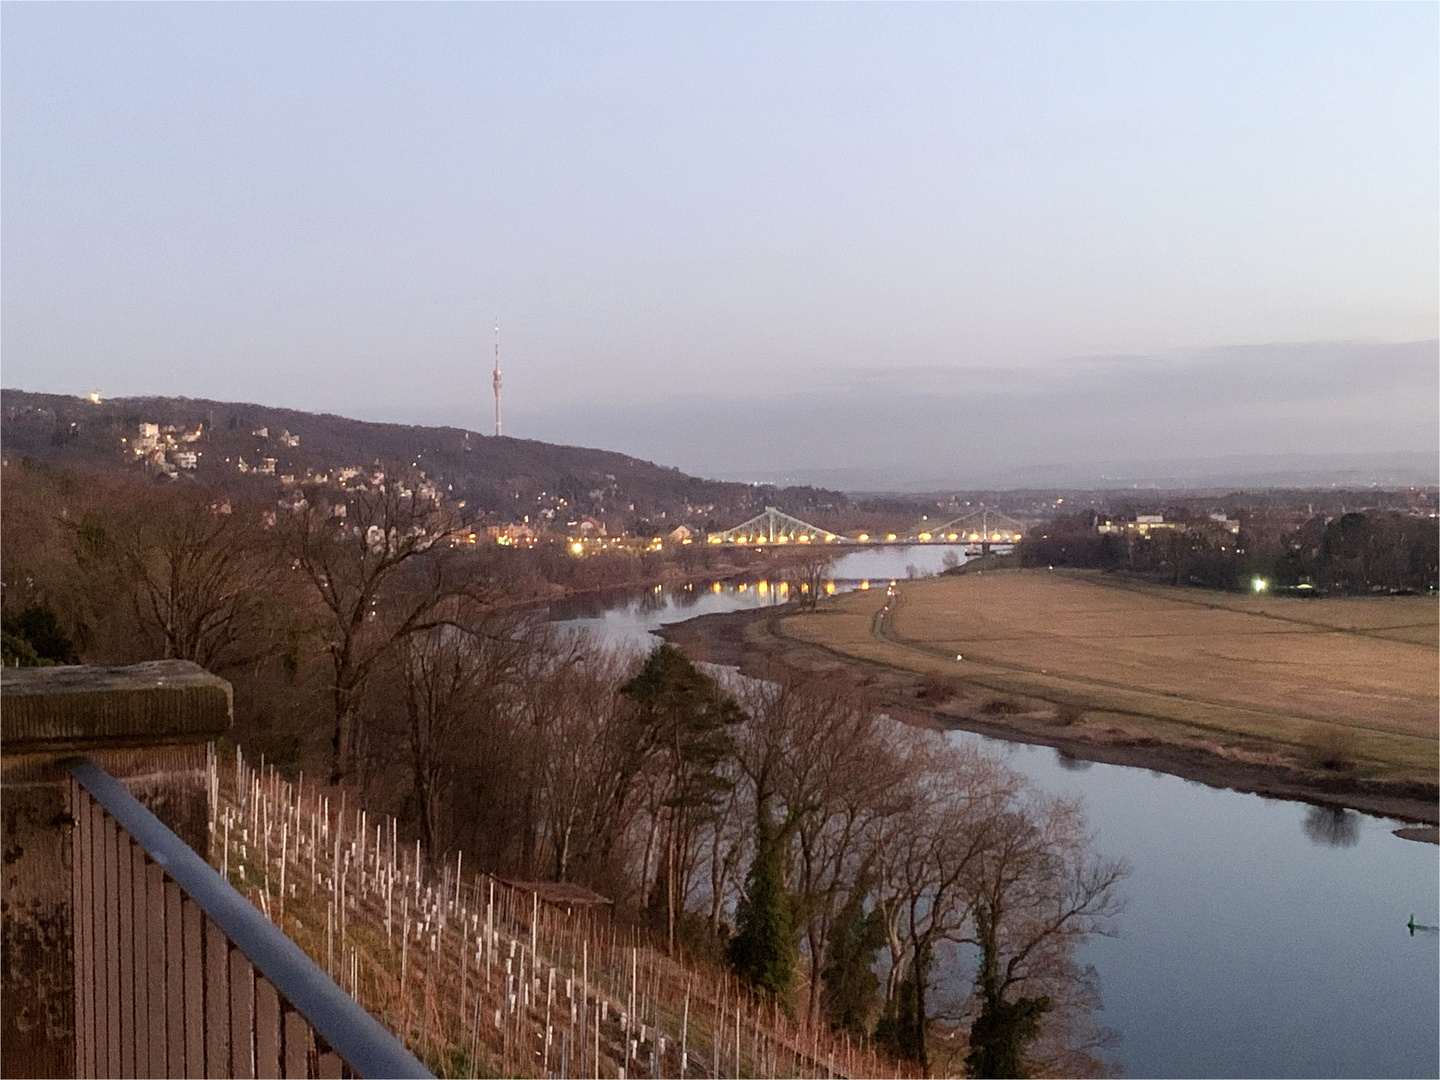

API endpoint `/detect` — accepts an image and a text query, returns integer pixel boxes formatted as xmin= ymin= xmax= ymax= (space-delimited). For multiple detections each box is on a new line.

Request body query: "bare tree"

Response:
xmin=872 ymin=735 xmax=1020 ymax=1075
xmin=71 ymin=484 xmax=285 ymax=670
xmin=396 ymin=610 xmax=533 ymax=853
xmin=285 ymin=474 xmax=488 ymax=783
xmin=788 ymin=550 xmax=837 ymax=610
xmin=733 ymin=668 xmax=907 ymax=1024
xmin=961 ymin=796 xmax=1127 ymax=1079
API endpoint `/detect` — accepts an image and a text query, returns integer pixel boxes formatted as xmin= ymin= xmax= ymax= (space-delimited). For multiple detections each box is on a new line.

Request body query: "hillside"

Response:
xmin=0 ymin=389 xmax=848 ymax=534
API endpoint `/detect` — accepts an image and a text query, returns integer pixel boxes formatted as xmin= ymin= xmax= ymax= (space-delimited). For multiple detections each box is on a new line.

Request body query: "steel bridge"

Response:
xmin=906 ymin=508 xmax=1027 ymax=545
xmin=707 ymin=506 xmax=846 ymax=545
xmin=706 ymin=505 xmax=1028 ymax=546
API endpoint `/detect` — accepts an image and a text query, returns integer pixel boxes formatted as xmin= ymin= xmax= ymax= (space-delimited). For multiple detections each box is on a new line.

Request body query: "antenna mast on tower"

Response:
xmin=492 ymin=321 xmax=503 ymax=437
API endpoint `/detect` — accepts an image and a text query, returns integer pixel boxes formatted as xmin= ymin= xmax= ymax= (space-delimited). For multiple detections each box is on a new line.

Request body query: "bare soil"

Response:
xmin=659 ymin=570 xmax=1439 ymax=825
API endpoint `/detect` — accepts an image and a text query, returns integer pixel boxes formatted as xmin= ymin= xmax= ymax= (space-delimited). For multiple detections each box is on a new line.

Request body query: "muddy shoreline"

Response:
xmin=658 ymin=606 xmax=1440 ymax=829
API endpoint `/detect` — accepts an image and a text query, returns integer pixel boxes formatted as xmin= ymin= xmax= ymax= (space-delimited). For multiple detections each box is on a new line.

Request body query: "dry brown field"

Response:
xmin=780 ymin=569 xmax=1439 ymax=786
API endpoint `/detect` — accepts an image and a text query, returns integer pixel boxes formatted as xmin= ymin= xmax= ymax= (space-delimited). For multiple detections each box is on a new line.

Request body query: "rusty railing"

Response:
xmin=69 ymin=757 xmax=431 ymax=1080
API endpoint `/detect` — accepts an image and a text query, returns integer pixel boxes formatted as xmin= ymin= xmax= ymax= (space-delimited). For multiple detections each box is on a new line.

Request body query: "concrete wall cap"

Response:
xmin=1 ymin=660 xmax=232 ymax=752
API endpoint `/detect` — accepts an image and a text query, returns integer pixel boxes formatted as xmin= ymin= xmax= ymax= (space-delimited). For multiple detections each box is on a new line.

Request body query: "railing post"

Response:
xmin=1 ymin=660 xmax=231 ymax=1078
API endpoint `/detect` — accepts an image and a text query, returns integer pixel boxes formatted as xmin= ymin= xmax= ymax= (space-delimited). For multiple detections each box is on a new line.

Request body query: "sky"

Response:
xmin=3 ymin=3 xmax=1436 ymax=486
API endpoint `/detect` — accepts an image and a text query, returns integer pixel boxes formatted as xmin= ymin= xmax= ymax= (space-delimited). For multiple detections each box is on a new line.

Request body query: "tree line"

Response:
xmin=1017 ymin=510 xmax=1438 ymax=594
xmin=3 ymin=458 xmax=1125 ymax=1077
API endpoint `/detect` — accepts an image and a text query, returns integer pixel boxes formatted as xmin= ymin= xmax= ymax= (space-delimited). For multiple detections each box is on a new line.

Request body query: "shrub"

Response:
xmin=1303 ymin=727 xmax=1358 ymax=772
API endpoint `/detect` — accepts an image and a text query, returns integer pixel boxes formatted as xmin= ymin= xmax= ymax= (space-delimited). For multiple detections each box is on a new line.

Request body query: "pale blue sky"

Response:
xmin=3 ymin=3 xmax=1436 ymax=480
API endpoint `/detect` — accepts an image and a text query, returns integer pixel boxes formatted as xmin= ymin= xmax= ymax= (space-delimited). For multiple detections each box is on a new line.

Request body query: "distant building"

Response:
xmin=279 ymin=430 xmax=300 ymax=447
xmin=172 ymin=451 xmax=199 ymax=470
xmin=1097 ymin=515 xmax=1179 ymax=537
xmin=134 ymin=423 xmax=161 ymax=455
xmin=252 ymin=426 xmax=269 ymax=438
xmin=486 ymin=523 xmax=536 ymax=542
xmin=1208 ymin=512 xmax=1241 ymax=534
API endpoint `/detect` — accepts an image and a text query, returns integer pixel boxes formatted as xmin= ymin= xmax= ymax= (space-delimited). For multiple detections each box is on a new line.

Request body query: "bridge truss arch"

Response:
xmin=709 ymin=506 xmax=847 ymax=546
xmin=922 ymin=507 xmax=1029 ymax=544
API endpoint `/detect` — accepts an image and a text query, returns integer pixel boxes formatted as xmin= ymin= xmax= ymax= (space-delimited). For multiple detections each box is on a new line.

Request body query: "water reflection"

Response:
xmin=1055 ymin=748 xmax=1095 ymax=771
xmin=1302 ymin=805 xmax=1362 ymax=848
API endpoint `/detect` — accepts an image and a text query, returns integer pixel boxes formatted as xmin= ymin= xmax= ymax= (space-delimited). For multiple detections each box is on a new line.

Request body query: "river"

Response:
xmin=546 ymin=546 xmax=1439 ymax=1079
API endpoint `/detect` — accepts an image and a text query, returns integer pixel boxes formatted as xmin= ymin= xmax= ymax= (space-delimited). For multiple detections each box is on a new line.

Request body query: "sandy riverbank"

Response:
xmin=658 ymin=582 xmax=1439 ymax=828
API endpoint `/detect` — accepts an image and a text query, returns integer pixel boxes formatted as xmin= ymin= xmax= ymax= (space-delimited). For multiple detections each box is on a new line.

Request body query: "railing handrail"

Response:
xmin=69 ymin=757 xmax=433 ymax=1080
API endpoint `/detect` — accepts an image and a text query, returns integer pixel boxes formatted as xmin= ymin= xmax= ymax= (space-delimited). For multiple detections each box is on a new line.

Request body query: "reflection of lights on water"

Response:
xmin=859 ymin=581 xmax=870 ymax=590
xmin=758 ymin=581 xmax=769 ymax=594
xmin=738 ymin=583 xmax=747 ymax=592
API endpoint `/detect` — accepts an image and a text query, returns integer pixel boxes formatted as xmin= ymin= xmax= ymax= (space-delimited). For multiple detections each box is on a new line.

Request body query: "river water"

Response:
xmin=547 ymin=546 xmax=1439 ymax=1079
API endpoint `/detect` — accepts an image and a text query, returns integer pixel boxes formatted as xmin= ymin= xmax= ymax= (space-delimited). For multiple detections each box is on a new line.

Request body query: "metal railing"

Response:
xmin=69 ymin=757 xmax=432 ymax=1080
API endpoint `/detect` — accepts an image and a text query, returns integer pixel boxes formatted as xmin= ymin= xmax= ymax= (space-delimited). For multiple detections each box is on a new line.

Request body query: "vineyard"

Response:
xmin=209 ymin=747 xmax=910 ymax=1079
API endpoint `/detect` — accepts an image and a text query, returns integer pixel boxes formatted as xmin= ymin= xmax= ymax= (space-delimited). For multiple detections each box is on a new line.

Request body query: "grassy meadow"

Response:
xmin=779 ymin=570 xmax=1439 ymax=786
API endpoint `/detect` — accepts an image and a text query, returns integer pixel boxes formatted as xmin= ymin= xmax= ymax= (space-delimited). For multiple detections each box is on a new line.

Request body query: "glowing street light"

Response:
xmin=1252 ymin=577 xmax=1269 ymax=593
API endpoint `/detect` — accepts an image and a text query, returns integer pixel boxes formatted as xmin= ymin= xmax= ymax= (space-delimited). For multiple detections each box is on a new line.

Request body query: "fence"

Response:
xmin=70 ymin=757 xmax=432 ymax=1079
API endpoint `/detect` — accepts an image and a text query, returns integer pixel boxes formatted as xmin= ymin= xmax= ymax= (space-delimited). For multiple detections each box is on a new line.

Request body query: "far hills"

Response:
xmin=5 ymin=389 xmax=1432 ymax=538
xmin=0 ymin=389 xmax=849 ymax=535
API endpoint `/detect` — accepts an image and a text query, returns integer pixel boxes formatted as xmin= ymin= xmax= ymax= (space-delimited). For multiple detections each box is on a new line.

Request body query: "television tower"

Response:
xmin=492 ymin=321 xmax=503 ymax=437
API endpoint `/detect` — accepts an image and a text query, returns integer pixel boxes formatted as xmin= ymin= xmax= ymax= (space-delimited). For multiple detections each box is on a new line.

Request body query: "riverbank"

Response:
xmin=658 ymin=578 xmax=1439 ymax=827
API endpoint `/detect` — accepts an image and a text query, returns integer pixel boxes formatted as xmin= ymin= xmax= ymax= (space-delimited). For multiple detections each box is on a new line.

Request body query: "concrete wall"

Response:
xmin=1 ymin=661 xmax=231 ymax=1078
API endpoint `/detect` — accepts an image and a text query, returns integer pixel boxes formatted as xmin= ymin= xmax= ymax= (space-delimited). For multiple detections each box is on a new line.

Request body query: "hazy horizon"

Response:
xmin=4 ymin=4 xmax=1436 ymax=487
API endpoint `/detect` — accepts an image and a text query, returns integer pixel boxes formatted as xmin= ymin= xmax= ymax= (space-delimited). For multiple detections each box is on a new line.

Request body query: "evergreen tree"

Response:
xmin=621 ymin=644 xmax=743 ymax=951
xmin=1 ymin=602 xmax=76 ymax=666
xmin=965 ymin=903 xmax=1052 ymax=1079
xmin=728 ymin=797 xmax=797 ymax=998
xmin=820 ymin=879 xmax=884 ymax=1040
xmin=874 ymin=942 xmax=932 ymax=1066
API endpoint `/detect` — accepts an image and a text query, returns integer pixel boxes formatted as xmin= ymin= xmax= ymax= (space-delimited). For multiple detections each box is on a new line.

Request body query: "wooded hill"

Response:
xmin=0 ymin=389 xmax=849 ymax=533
